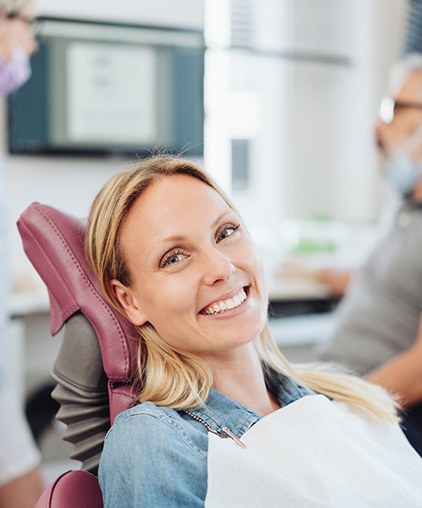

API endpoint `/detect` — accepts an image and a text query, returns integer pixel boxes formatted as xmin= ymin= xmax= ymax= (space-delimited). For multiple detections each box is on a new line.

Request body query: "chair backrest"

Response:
xmin=17 ymin=202 xmax=140 ymax=507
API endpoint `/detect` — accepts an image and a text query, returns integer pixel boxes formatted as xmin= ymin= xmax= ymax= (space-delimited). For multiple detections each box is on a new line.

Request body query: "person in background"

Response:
xmin=0 ymin=1 xmax=44 ymax=507
xmin=316 ymin=53 xmax=422 ymax=456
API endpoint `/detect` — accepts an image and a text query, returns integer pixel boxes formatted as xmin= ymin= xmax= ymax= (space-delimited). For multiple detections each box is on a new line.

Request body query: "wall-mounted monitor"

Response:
xmin=8 ymin=17 xmax=204 ymax=157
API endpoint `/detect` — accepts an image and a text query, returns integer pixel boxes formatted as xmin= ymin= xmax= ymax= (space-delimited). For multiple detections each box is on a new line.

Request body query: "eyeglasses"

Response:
xmin=379 ymin=96 xmax=422 ymax=124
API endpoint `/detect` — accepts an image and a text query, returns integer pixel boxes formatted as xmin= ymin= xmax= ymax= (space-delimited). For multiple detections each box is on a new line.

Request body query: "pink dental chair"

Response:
xmin=18 ymin=202 xmax=140 ymax=507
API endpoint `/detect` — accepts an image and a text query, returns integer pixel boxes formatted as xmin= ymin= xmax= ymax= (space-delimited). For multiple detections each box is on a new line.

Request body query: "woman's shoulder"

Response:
xmin=100 ymin=401 xmax=208 ymax=507
xmin=115 ymin=400 xmax=178 ymax=422
xmin=110 ymin=401 xmax=186 ymax=439
xmin=105 ymin=401 xmax=207 ymax=458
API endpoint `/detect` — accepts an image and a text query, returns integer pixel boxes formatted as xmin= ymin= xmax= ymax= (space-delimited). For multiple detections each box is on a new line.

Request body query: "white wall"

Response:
xmin=281 ymin=0 xmax=408 ymax=222
xmin=1 ymin=0 xmax=204 ymax=286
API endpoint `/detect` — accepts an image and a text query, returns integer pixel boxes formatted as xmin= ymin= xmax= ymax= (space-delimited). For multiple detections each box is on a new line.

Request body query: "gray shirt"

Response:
xmin=319 ymin=200 xmax=422 ymax=375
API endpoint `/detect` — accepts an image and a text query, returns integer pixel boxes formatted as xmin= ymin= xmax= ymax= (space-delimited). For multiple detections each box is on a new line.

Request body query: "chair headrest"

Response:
xmin=17 ymin=202 xmax=138 ymax=383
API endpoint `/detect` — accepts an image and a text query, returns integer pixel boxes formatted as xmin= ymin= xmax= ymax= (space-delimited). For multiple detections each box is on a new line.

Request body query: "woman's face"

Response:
xmin=112 ymin=174 xmax=268 ymax=359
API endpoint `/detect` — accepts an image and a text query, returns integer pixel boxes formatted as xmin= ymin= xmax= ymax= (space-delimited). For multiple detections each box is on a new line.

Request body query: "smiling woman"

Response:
xmin=109 ymin=173 xmax=267 ymax=362
xmin=85 ymin=155 xmax=422 ymax=507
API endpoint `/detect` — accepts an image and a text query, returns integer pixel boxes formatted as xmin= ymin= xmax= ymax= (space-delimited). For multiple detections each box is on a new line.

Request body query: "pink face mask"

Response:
xmin=0 ymin=46 xmax=31 ymax=95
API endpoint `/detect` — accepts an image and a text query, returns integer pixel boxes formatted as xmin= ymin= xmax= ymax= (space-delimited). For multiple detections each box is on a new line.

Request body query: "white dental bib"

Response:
xmin=205 ymin=395 xmax=422 ymax=507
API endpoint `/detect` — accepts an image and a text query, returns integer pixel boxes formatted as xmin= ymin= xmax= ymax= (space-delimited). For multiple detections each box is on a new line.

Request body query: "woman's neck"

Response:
xmin=206 ymin=345 xmax=281 ymax=416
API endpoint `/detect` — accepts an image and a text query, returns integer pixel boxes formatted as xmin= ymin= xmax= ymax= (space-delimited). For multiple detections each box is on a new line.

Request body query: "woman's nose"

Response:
xmin=201 ymin=248 xmax=236 ymax=286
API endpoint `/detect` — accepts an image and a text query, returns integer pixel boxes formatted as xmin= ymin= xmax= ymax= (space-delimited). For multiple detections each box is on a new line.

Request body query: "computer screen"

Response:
xmin=8 ymin=17 xmax=204 ymax=157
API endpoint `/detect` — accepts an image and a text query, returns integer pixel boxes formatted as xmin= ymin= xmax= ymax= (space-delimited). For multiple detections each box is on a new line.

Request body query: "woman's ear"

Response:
xmin=110 ymin=279 xmax=148 ymax=326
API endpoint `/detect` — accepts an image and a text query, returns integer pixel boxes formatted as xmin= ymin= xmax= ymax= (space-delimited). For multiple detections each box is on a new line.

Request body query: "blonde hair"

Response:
xmin=86 ymin=155 xmax=399 ymax=421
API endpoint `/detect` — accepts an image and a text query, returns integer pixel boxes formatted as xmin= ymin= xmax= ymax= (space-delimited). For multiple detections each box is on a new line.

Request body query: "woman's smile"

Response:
xmin=200 ymin=286 xmax=249 ymax=316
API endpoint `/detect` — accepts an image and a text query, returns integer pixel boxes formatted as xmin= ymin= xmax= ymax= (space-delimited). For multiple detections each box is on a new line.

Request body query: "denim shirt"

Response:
xmin=99 ymin=371 xmax=311 ymax=508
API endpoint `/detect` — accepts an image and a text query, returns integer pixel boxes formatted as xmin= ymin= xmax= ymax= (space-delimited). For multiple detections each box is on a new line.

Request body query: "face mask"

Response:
xmin=383 ymin=151 xmax=422 ymax=196
xmin=0 ymin=46 xmax=31 ymax=95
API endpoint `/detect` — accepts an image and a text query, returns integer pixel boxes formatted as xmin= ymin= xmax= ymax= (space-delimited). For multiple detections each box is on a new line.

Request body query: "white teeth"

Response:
xmin=233 ymin=295 xmax=241 ymax=306
xmin=224 ymin=299 xmax=233 ymax=310
xmin=203 ymin=288 xmax=247 ymax=315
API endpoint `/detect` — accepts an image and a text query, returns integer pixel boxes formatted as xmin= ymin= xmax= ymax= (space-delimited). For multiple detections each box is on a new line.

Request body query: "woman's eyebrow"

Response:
xmin=159 ymin=211 xmax=233 ymax=245
xmin=150 ymin=210 xmax=234 ymax=255
xmin=211 ymin=210 xmax=233 ymax=228
xmin=158 ymin=234 xmax=186 ymax=245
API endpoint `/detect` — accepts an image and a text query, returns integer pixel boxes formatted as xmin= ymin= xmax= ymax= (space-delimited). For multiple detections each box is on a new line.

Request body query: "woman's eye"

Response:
xmin=160 ymin=251 xmax=187 ymax=268
xmin=217 ymin=223 xmax=240 ymax=243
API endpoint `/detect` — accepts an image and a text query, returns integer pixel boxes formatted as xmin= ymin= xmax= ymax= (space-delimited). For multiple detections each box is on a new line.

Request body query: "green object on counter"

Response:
xmin=293 ymin=239 xmax=337 ymax=254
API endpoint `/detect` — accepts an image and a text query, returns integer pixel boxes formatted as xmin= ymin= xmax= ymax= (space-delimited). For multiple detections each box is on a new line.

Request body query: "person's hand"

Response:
xmin=315 ymin=268 xmax=354 ymax=297
xmin=280 ymin=261 xmax=353 ymax=297
xmin=279 ymin=260 xmax=315 ymax=280
xmin=280 ymin=261 xmax=354 ymax=297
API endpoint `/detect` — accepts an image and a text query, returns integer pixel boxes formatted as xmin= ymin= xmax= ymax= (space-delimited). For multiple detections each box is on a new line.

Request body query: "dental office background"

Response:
xmin=0 ymin=0 xmax=410 ymax=468
xmin=2 ymin=0 xmax=408 ymax=283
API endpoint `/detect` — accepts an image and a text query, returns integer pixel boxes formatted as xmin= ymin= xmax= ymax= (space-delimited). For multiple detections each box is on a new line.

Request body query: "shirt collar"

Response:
xmin=186 ymin=370 xmax=311 ymax=438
